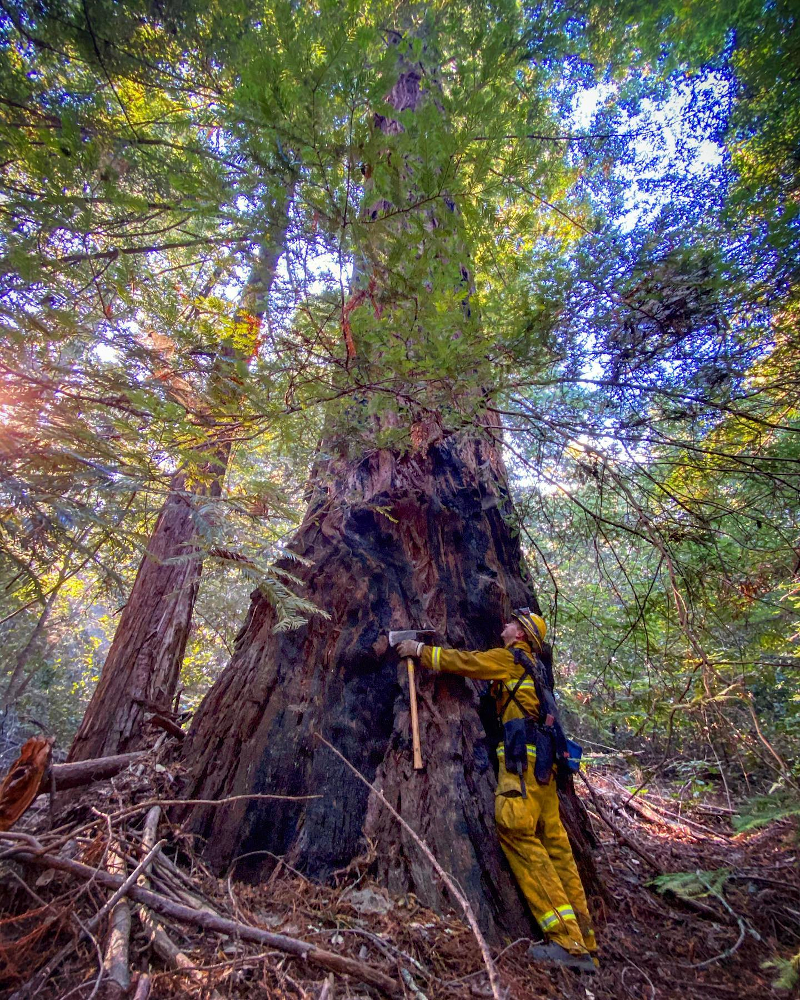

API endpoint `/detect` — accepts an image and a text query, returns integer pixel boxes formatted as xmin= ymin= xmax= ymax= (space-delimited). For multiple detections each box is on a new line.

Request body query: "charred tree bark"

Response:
xmin=181 ymin=430 xmax=587 ymax=940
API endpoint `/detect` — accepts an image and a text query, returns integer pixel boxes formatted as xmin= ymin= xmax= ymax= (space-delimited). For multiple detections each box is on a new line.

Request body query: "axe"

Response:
xmin=389 ymin=629 xmax=434 ymax=770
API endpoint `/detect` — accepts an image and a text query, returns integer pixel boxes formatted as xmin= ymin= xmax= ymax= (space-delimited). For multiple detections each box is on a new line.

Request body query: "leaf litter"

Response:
xmin=0 ymin=745 xmax=796 ymax=1000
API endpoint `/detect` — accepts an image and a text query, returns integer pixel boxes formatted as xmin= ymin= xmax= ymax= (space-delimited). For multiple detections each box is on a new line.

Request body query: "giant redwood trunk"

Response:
xmin=180 ymin=428 xmax=603 ymax=939
xmin=68 ymin=472 xmax=210 ymax=761
xmin=181 ymin=27 xmax=604 ymax=940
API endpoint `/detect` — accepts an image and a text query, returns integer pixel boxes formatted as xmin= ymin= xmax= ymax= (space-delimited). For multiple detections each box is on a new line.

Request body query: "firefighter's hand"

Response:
xmin=396 ymin=639 xmax=422 ymax=659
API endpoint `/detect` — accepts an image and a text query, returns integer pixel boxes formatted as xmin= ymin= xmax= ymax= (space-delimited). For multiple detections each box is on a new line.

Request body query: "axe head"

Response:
xmin=389 ymin=629 xmax=435 ymax=647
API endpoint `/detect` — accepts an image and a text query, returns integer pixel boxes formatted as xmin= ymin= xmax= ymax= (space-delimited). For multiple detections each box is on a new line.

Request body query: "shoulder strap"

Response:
xmin=498 ymin=648 xmax=547 ymax=723
xmin=516 ymin=648 xmax=571 ymax=763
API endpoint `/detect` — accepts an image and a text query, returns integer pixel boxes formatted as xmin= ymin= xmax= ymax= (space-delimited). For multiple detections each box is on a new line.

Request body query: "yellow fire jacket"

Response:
xmin=420 ymin=640 xmax=543 ymax=795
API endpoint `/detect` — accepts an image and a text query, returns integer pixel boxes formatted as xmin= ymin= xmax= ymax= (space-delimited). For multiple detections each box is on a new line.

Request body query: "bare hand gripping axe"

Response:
xmin=389 ymin=629 xmax=434 ymax=770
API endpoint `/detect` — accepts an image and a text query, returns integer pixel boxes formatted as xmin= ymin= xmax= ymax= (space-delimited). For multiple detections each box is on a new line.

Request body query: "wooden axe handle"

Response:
xmin=405 ymin=657 xmax=424 ymax=770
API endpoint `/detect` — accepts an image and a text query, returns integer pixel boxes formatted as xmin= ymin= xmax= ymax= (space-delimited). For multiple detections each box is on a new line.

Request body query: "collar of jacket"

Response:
xmin=508 ymin=640 xmax=533 ymax=655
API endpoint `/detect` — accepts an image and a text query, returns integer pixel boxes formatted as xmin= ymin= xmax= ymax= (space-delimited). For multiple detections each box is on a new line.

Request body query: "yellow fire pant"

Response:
xmin=495 ymin=771 xmax=596 ymax=956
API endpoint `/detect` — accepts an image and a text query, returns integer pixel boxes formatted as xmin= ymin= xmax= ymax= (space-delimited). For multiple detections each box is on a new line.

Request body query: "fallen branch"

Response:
xmin=132 ymin=973 xmax=151 ymax=1000
xmin=103 ymin=847 xmax=131 ymax=998
xmin=579 ymin=773 xmax=734 ymax=926
xmin=314 ymin=732 xmax=503 ymax=1000
xmin=134 ymin=807 xmax=221 ymax=996
xmin=9 ymin=792 xmax=321 ymax=865
xmin=96 ymin=839 xmax=166 ymax=928
xmin=401 ymin=967 xmax=429 ymax=1000
xmin=578 ymin=772 xmax=663 ymax=872
xmin=114 ymin=791 xmax=321 ymax=824
xmin=10 ymin=848 xmax=401 ymax=996
xmin=38 ymin=751 xmax=145 ymax=794
xmin=678 ymin=871 xmax=755 ymax=969
xmin=149 ymin=714 xmax=186 ymax=741
xmin=605 ymin=777 xmax=729 ymax=840
xmin=8 ymin=839 xmax=163 ymax=1000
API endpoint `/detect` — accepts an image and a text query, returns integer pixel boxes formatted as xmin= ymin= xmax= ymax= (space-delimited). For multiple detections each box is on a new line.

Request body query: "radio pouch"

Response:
xmin=533 ymin=725 xmax=555 ymax=785
xmin=502 ymin=718 xmax=528 ymax=798
xmin=564 ymin=738 xmax=583 ymax=774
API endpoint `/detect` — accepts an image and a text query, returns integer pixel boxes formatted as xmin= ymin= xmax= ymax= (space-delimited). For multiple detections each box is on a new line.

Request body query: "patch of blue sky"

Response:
xmin=568 ymin=76 xmax=729 ymax=383
xmin=572 ymin=76 xmax=727 ymax=234
xmin=95 ymin=341 xmax=119 ymax=363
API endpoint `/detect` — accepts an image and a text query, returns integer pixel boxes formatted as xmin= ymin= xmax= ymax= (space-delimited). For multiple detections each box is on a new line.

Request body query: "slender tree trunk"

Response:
xmin=68 ymin=472 xmax=211 ymax=760
xmin=1 ymin=585 xmax=59 ymax=710
xmin=69 ymin=189 xmax=295 ymax=762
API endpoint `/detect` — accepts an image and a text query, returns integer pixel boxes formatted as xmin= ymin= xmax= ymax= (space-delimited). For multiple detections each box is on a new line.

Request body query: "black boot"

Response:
xmin=528 ymin=941 xmax=597 ymax=973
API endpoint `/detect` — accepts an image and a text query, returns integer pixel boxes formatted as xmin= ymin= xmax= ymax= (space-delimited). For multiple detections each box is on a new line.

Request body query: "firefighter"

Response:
xmin=395 ymin=610 xmax=598 ymax=973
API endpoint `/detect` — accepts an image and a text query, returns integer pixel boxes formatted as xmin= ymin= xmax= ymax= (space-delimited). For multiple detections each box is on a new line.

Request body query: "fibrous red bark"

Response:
xmin=69 ymin=187 xmax=295 ymax=762
xmin=181 ymin=429 xmax=547 ymax=940
xmin=68 ymin=473 xmax=211 ymax=761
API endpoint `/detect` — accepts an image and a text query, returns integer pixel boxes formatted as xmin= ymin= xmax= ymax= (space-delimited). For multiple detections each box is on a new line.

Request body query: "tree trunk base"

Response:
xmin=179 ymin=436 xmax=606 ymax=941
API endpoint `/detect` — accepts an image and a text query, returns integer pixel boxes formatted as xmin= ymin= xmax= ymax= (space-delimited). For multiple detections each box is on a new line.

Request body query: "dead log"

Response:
xmin=8 ymin=839 xmax=163 ymax=1000
xmin=578 ymin=773 xmax=735 ymax=926
xmin=37 ymin=751 xmax=145 ymax=795
xmin=134 ymin=806 xmax=221 ymax=998
xmin=132 ymin=974 xmax=151 ymax=1000
xmin=0 ymin=743 xmax=143 ymax=831
xmin=11 ymin=848 xmax=402 ymax=996
xmin=102 ymin=846 xmax=131 ymax=998
xmin=605 ymin=779 xmax=730 ymax=840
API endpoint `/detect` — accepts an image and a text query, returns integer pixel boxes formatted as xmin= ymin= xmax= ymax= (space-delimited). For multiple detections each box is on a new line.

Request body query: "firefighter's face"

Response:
xmin=501 ymin=620 xmax=524 ymax=646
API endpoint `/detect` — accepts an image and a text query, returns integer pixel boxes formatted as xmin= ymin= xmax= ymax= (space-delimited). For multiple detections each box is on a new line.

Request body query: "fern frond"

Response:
xmin=648 ymin=868 xmax=731 ymax=900
xmin=733 ymin=791 xmax=800 ymax=832
xmin=762 ymin=949 xmax=800 ymax=990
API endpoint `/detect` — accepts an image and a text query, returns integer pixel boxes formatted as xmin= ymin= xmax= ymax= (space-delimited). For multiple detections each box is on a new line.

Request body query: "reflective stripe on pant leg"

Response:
xmin=537 ymin=779 xmax=597 ymax=952
xmin=539 ymin=905 xmax=575 ymax=931
xmin=495 ymin=792 xmax=587 ymax=955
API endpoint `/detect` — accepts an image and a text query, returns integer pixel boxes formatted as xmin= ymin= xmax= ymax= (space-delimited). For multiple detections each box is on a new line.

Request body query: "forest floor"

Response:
xmin=0 ymin=744 xmax=797 ymax=1000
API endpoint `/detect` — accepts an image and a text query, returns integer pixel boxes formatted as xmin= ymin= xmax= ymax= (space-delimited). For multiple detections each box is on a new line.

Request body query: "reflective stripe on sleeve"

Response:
xmin=431 ymin=646 xmax=442 ymax=670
